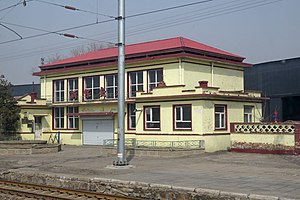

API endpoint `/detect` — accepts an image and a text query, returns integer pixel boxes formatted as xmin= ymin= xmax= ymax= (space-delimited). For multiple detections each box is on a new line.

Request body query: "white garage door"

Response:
xmin=82 ymin=119 xmax=114 ymax=145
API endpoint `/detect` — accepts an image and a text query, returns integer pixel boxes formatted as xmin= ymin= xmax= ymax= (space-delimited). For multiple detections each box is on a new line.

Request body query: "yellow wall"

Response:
xmin=201 ymin=100 xmax=262 ymax=134
xmin=213 ymin=65 xmax=244 ymax=90
xmin=183 ymin=62 xmax=211 ymax=89
xmin=231 ymin=133 xmax=294 ymax=147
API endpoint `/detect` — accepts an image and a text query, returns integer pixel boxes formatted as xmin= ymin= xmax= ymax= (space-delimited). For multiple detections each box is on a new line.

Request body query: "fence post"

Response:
xmin=294 ymin=123 xmax=300 ymax=155
xmin=57 ymin=131 xmax=60 ymax=144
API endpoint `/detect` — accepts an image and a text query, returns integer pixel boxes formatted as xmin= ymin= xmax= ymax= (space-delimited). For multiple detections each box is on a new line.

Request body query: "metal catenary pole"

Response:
xmin=114 ymin=0 xmax=128 ymax=166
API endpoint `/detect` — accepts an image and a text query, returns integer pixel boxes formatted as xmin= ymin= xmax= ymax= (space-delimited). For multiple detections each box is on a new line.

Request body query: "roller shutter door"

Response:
xmin=82 ymin=119 xmax=114 ymax=145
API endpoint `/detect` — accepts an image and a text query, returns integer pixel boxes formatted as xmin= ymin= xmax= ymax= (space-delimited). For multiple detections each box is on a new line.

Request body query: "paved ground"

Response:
xmin=0 ymin=145 xmax=300 ymax=199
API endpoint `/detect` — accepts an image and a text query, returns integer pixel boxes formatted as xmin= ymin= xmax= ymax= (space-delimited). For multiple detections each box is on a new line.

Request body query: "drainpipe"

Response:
xmin=44 ymin=75 xmax=47 ymax=99
xmin=179 ymin=58 xmax=183 ymax=85
xmin=211 ymin=62 xmax=214 ymax=87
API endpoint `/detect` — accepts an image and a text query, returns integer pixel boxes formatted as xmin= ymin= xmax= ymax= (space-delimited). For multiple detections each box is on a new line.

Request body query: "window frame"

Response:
xmin=67 ymin=106 xmax=79 ymax=130
xmin=147 ymin=68 xmax=163 ymax=92
xmin=244 ymin=105 xmax=254 ymax=123
xmin=83 ymin=76 xmax=101 ymax=101
xmin=105 ymin=74 xmax=118 ymax=99
xmin=53 ymin=107 xmax=65 ymax=129
xmin=128 ymin=71 xmax=144 ymax=98
xmin=127 ymin=104 xmax=136 ymax=130
xmin=67 ymin=78 xmax=78 ymax=102
xmin=53 ymin=79 xmax=65 ymax=102
xmin=173 ymin=104 xmax=192 ymax=130
xmin=214 ymin=104 xmax=227 ymax=130
xmin=144 ymin=105 xmax=161 ymax=131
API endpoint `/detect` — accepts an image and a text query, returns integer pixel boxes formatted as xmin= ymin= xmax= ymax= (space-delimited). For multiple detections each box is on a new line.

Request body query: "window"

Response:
xmin=106 ymin=74 xmax=118 ymax=99
xmin=84 ymin=76 xmax=100 ymax=100
xmin=144 ymin=106 xmax=160 ymax=130
xmin=68 ymin=78 xmax=78 ymax=101
xmin=129 ymin=71 xmax=143 ymax=98
xmin=244 ymin=106 xmax=253 ymax=123
xmin=148 ymin=69 xmax=163 ymax=91
xmin=68 ymin=107 xmax=79 ymax=129
xmin=128 ymin=104 xmax=136 ymax=130
xmin=53 ymin=107 xmax=64 ymax=129
xmin=54 ymin=80 xmax=64 ymax=102
xmin=174 ymin=105 xmax=192 ymax=130
xmin=215 ymin=105 xmax=227 ymax=129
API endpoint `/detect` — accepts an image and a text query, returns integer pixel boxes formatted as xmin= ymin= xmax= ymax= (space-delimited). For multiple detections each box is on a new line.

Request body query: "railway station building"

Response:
xmin=17 ymin=37 xmax=264 ymax=152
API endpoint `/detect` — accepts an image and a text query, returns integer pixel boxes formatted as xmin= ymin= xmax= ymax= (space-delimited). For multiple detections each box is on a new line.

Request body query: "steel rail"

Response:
xmin=0 ymin=179 xmax=139 ymax=200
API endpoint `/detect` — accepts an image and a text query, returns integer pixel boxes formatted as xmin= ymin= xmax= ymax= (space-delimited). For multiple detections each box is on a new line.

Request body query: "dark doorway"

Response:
xmin=282 ymin=96 xmax=300 ymax=121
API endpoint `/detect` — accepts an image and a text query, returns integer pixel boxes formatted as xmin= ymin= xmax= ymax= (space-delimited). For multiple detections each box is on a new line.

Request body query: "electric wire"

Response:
xmin=0 ymin=0 xmax=33 ymax=12
xmin=0 ymin=0 xmax=283 ymax=61
xmin=0 ymin=0 xmax=214 ymax=45
xmin=0 ymin=18 xmax=115 ymax=45
xmin=126 ymin=0 xmax=213 ymax=19
xmin=34 ymin=0 xmax=115 ymax=18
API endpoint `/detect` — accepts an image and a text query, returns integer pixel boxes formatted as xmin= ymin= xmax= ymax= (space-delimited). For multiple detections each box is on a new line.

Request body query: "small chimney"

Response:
xmin=198 ymin=81 xmax=208 ymax=88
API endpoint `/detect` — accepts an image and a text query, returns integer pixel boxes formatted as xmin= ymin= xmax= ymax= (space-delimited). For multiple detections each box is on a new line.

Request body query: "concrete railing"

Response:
xmin=103 ymin=139 xmax=205 ymax=150
xmin=230 ymin=122 xmax=300 ymax=155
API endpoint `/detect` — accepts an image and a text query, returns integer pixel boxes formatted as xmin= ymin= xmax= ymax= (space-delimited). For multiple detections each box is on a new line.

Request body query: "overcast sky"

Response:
xmin=0 ymin=0 xmax=299 ymax=85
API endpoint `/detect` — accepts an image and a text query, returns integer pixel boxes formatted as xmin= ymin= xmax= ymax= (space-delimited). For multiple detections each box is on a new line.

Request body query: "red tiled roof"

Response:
xmin=41 ymin=37 xmax=245 ymax=68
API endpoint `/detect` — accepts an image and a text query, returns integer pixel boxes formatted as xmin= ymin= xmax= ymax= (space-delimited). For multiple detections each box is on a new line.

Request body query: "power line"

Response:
xmin=34 ymin=0 xmax=115 ymax=19
xmin=0 ymin=0 xmax=283 ymax=59
xmin=127 ymin=0 xmax=213 ymax=19
xmin=0 ymin=0 xmax=214 ymax=45
xmin=0 ymin=18 xmax=115 ymax=45
xmin=0 ymin=0 xmax=33 ymax=12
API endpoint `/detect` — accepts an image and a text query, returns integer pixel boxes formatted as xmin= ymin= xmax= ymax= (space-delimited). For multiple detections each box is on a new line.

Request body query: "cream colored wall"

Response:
xmin=231 ymin=133 xmax=294 ymax=147
xmin=213 ymin=66 xmax=244 ymax=90
xmin=134 ymin=99 xmax=262 ymax=152
xmin=183 ymin=62 xmax=211 ymax=89
xmin=204 ymin=135 xmax=231 ymax=152
xmin=182 ymin=62 xmax=244 ymax=91
xmin=135 ymin=100 xmax=202 ymax=134
xmin=201 ymin=100 xmax=262 ymax=134
xmin=41 ymin=61 xmax=182 ymax=102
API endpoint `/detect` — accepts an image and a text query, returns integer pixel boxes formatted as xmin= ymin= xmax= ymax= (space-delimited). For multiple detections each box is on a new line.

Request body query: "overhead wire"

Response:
xmin=34 ymin=0 xmax=115 ymax=18
xmin=0 ymin=0 xmax=214 ymax=45
xmin=0 ymin=0 xmax=283 ymax=62
xmin=0 ymin=0 xmax=33 ymax=12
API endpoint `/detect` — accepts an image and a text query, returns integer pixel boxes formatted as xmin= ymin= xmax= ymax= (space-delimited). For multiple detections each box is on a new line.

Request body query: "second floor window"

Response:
xmin=84 ymin=76 xmax=100 ymax=100
xmin=106 ymin=74 xmax=118 ymax=99
xmin=144 ymin=106 xmax=160 ymax=130
xmin=53 ymin=107 xmax=64 ymax=129
xmin=244 ymin=106 xmax=253 ymax=123
xmin=148 ymin=69 xmax=163 ymax=91
xmin=54 ymin=80 xmax=64 ymax=102
xmin=68 ymin=106 xmax=79 ymax=129
xmin=129 ymin=71 xmax=143 ymax=98
xmin=215 ymin=105 xmax=227 ymax=129
xmin=68 ymin=78 xmax=78 ymax=101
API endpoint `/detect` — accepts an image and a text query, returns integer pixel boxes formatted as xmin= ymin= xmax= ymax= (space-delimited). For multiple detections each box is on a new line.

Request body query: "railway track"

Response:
xmin=0 ymin=180 xmax=139 ymax=200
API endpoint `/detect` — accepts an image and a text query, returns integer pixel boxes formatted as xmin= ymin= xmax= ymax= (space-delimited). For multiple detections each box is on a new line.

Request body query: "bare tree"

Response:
xmin=45 ymin=42 xmax=114 ymax=64
xmin=46 ymin=53 xmax=64 ymax=64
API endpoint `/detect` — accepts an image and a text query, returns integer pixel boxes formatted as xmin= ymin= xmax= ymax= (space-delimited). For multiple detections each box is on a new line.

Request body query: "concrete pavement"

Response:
xmin=0 ymin=145 xmax=299 ymax=199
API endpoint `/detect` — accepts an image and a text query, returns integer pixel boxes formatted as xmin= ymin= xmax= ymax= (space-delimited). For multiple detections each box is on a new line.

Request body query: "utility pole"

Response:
xmin=114 ymin=0 xmax=128 ymax=166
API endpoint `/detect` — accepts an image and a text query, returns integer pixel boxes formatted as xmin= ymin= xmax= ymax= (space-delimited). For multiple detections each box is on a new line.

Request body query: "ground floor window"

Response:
xmin=244 ymin=106 xmax=254 ymax=123
xmin=128 ymin=104 xmax=136 ymax=130
xmin=144 ymin=106 xmax=160 ymax=130
xmin=174 ymin=104 xmax=192 ymax=130
xmin=53 ymin=107 xmax=64 ymax=129
xmin=68 ymin=106 xmax=79 ymax=129
xmin=215 ymin=105 xmax=227 ymax=130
